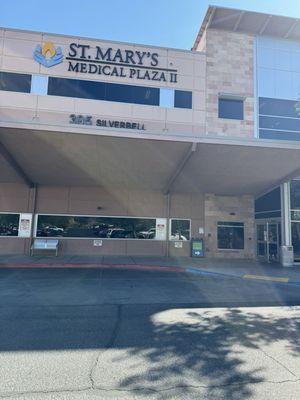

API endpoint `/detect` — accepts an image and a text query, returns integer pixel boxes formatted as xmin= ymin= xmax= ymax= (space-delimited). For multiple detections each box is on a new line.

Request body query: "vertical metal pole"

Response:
xmin=28 ymin=184 xmax=38 ymax=255
xmin=280 ymin=182 xmax=291 ymax=247
xmin=166 ymin=192 xmax=170 ymax=257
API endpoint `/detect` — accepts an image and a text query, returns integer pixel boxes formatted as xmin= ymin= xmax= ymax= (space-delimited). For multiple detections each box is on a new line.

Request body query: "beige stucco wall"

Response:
xmin=0 ymin=28 xmax=206 ymax=137
xmin=201 ymin=29 xmax=254 ymax=138
xmin=204 ymin=194 xmax=255 ymax=259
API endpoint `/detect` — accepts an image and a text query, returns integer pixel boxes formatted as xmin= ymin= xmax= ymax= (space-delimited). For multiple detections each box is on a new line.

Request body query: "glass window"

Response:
xmin=0 ymin=71 xmax=31 ymax=93
xmin=0 ymin=213 xmax=20 ymax=236
xmin=290 ymin=180 xmax=300 ymax=209
xmin=217 ymin=221 xmax=244 ymax=250
xmin=292 ymin=222 xmax=300 ymax=261
xmin=31 ymin=75 xmax=48 ymax=95
xmin=218 ymin=98 xmax=244 ymax=120
xmin=133 ymin=85 xmax=159 ymax=106
xmin=106 ymin=82 xmax=133 ymax=103
xmin=169 ymin=219 xmax=191 ymax=241
xmin=76 ymin=80 xmax=106 ymax=100
xmin=159 ymin=88 xmax=175 ymax=107
xmin=259 ymin=97 xmax=300 ymax=118
xmin=36 ymin=215 xmax=159 ymax=239
xmin=259 ymin=116 xmax=300 ymax=132
xmin=259 ymin=129 xmax=300 ymax=141
xmin=174 ymin=90 xmax=192 ymax=109
xmin=255 ymin=187 xmax=281 ymax=215
xmin=48 ymin=77 xmax=159 ymax=106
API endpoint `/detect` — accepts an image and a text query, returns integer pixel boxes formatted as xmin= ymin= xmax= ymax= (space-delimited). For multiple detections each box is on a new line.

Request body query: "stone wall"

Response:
xmin=204 ymin=29 xmax=254 ymax=138
xmin=204 ymin=194 xmax=255 ymax=259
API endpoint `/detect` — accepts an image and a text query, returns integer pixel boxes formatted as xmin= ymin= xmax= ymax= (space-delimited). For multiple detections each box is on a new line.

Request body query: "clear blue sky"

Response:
xmin=1 ymin=0 xmax=300 ymax=49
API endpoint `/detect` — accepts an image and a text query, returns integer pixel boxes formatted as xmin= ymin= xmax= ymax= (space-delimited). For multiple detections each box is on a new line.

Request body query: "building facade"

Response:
xmin=0 ymin=6 xmax=300 ymax=264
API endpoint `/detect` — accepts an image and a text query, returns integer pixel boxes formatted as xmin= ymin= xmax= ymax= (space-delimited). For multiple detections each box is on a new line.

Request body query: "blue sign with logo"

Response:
xmin=33 ymin=42 xmax=63 ymax=67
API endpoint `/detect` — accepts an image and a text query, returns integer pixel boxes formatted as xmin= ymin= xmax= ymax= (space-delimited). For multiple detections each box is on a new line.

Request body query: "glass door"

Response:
xmin=256 ymin=222 xmax=280 ymax=262
xmin=257 ymin=223 xmax=267 ymax=260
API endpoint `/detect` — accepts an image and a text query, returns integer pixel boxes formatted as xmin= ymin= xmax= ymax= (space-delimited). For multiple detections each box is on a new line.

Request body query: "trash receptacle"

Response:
xmin=191 ymin=238 xmax=204 ymax=257
xmin=280 ymin=246 xmax=294 ymax=267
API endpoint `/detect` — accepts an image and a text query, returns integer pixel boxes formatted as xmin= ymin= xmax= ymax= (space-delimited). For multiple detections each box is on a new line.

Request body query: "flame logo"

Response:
xmin=33 ymin=42 xmax=63 ymax=67
xmin=41 ymin=42 xmax=56 ymax=58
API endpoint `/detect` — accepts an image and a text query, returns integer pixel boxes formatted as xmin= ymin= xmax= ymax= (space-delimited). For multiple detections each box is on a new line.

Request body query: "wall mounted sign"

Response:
xmin=18 ymin=213 xmax=32 ymax=238
xmin=93 ymin=239 xmax=103 ymax=247
xmin=69 ymin=114 xmax=146 ymax=131
xmin=155 ymin=218 xmax=167 ymax=240
xmin=33 ymin=42 xmax=63 ymax=67
xmin=33 ymin=42 xmax=178 ymax=83
xmin=174 ymin=241 xmax=183 ymax=248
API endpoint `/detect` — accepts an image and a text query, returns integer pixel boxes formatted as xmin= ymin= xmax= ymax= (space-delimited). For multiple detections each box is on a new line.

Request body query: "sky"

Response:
xmin=1 ymin=0 xmax=300 ymax=49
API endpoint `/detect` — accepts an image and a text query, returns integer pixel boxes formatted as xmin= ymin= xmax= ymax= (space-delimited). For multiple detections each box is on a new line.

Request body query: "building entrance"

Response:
xmin=256 ymin=222 xmax=281 ymax=262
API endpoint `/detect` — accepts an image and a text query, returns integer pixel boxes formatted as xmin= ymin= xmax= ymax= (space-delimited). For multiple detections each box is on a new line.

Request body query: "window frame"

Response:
xmin=0 ymin=212 xmax=21 ymax=238
xmin=217 ymin=221 xmax=245 ymax=251
xmin=169 ymin=218 xmax=191 ymax=241
xmin=218 ymin=94 xmax=244 ymax=120
xmin=34 ymin=213 xmax=167 ymax=240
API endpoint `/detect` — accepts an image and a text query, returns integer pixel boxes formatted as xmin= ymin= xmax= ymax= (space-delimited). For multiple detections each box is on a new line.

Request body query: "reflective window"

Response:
xmin=218 ymin=98 xmax=244 ymax=120
xmin=259 ymin=97 xmax=300 ymax=118
xmin=255 ymin=187 xmax=281 ymax=219
xmin=0 ymin=213 xmax=20 ymax=236
xmin=169 ymin=219 xmax=191 ymax=241
xmin=159 ymin=88 xmax=174 ymax=107
xmin=31 ymin=75 xmax=48 ymax=95
xmin=174 ymin=90 xmax=192 ymax=109
xmin=36 ymin=215 xmax=158 ymax=239
xmin=292 ymin=222 xmax=300 ymax=261
xmin=0 ymin=71 xmax=31 ymax=93
xmin=259 ymin=116 xmax=300 ymax=132
xmin=290 ymin=180 xmax=300 ymax=209
xmin=133 ymin=85 xmax=159 ymax=105
xmin=48 ymin=77 xmax=159 ymax=106
xmin=217 ymin=221 xmax=244 ymax=250
xmin=259 ymin=129 xmax=300 ymax=141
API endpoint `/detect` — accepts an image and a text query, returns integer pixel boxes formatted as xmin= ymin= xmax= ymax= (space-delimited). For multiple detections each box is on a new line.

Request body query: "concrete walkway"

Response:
xmin=1 ymin=254 xmax=300 ymax=284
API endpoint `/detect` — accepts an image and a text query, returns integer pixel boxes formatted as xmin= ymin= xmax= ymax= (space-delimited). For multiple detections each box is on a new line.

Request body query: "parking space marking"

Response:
xmin=243 ymin=274 xmax=289 ymax=283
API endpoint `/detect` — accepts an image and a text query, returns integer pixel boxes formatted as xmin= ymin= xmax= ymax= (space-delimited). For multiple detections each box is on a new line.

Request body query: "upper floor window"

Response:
xmin=218 ymin=95 xmax=244 ymax=120
xmin=0 ymin=71 xmax=31 ymax=93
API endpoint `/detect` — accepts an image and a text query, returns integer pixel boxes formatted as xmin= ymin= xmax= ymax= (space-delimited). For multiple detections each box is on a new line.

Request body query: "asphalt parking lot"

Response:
xmin=0 ymin=267 xmax=300 ymax=399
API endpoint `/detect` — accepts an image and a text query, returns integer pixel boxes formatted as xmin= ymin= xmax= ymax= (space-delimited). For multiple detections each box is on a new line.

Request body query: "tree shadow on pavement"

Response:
xmin=113 ymin=306 xmax=300 ymax=399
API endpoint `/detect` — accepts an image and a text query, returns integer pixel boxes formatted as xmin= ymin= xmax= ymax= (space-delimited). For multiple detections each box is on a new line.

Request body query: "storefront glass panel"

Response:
xmin=36 ymin=215 xmax=159 ymax=239
xmin=169 ymin=219 xmax=191 ymax=240
xmin=0 ymin=213 xmax=20 ymax=236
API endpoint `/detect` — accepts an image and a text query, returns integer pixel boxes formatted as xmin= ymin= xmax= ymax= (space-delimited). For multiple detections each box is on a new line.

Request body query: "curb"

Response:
xmin=0 ymin=262 xmax=186 ymax=273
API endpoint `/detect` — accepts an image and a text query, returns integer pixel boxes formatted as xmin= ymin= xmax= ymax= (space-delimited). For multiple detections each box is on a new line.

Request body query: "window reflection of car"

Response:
xmin=93 ymin=225 xmax=109 ymax=237
xmin=107 ymin=228 xmax=135 ymax=238
xmin=137 ymin=228 xmax=156 ymax=239
xmin=171 ymin=233 xmax=188 ymax=240
xmin=41 ymin=225 xmax=64 ymax=236
xmin=0 ymin=224 xmax=18 ymax=236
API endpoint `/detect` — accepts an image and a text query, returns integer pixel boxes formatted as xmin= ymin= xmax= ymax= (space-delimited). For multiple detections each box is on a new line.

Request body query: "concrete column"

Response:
xmin=280 ymin=182 xmax=291 ymax=246
xmin=280 ymin=182 xmax=293 ymax=266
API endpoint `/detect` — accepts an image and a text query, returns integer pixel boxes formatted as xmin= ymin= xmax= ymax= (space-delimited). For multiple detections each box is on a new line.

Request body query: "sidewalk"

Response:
xmin=1 ymin=254 xmax=300 ymax=283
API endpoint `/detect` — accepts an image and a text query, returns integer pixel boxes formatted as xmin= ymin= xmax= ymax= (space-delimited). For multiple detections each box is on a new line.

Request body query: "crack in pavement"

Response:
xmin=89 ymin=304 xmax=123 ymax=389
xmin=1 ymin=378 xmax=300 ymax=398
xmin=258 ymin=347 xmax=298 ymax=377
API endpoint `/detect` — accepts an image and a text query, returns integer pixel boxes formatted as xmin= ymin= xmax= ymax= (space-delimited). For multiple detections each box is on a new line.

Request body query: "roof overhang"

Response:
xmin=1 ymin=126 xmax=300 ymax=197
xmin=193 ymin=5 xmax=300 ymax=50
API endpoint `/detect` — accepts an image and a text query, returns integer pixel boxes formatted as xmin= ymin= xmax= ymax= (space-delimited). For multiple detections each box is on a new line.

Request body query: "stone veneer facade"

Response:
xmin=200 ymin=29 xmax=254 ymax=138
xmin=204 ymin=194 xmax=255 ymax=259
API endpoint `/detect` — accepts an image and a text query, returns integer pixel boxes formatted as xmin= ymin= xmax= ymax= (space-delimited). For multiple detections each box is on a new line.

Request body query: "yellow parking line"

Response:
xmin=243 ymin=274 xmax=289 ymax=283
